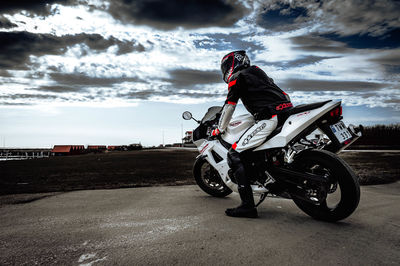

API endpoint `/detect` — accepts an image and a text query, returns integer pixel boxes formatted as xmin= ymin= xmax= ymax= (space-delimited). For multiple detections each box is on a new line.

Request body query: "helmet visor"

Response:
xmin=221 ymin=53 xmax=234 ymax=83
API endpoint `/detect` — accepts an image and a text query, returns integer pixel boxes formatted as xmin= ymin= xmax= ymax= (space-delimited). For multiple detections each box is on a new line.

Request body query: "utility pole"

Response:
xmin=162 ymin=130 xmax=164 ymax=147
xmin=181 ymin=123 xmax=183 ymax=146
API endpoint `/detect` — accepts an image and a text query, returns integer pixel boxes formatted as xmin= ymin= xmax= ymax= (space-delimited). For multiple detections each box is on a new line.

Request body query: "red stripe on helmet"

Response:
xmin=226 ymin=54 xmax=235 ymax=82
xmin=228 ymin=79 xmax=237 ymax=88
xmin=222 ymin=52 xmax=233 ymax=62
xmin=227 ymin=101 xmax=237 ymax=105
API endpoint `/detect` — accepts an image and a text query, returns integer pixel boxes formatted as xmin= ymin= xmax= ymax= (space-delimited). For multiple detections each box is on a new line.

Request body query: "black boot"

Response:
xmin=225 ymin=186 xmax=258 ymax=218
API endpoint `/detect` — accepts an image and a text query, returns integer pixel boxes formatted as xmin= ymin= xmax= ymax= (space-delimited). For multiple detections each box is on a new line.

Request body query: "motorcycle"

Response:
xmin=182 ymin=100 xmax=363 ymax=222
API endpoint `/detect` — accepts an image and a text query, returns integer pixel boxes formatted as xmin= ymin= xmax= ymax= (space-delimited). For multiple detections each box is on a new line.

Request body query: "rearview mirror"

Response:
xmin=182 ymin=111 xmax=192 ymax=120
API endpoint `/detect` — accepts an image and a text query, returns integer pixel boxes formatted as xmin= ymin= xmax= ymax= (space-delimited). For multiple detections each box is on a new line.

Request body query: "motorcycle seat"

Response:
xmin=288 ymin=100 xmax=332 ymax=115
xmin=260 ymin=100 xmax=332 ymax=146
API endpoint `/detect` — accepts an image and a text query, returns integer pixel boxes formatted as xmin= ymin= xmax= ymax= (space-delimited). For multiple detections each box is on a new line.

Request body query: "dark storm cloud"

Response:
xmin=167 ymin=69 xmax=221 ymax=88
xmin=258 ymin=1 xmax=400 ymax=49
xmin=368 ymin=50 xmax=400 ymax=77
xmin=258 ymin=1 xmax=400 ymax=35
xmin=49 ymin=73 xmax=144 ymax=87
xmin=0 ymin=16 xmax=17 ymax=28
xmin=0 ymin=93 xmax=59 ymax=100
xmin=0 ymin=31 xmax=144 ymax=70
xmin=384 ymin=98 xmax=400 ymax=105
xmin=116 ymin=68 xmax=225 ymax=100
xmin=290 ymin=35 xmax=352 ymax=53
xmin=107 ymin=0 xmax=247 ymax=30
xmin=117 ymin=89 xmax=155 ymax=100
xmin=258 ymin=56 xmax=338 ymax=69
xmin=0 ymin=69 xmax=11 ymax=77
xmin=313 ymin=0 xmax=400 ymax=37
xmin=321 ymin=30 xmax=400 ymax=49
xmin=0 ymin=0 xmax=76 ymax=15
xmin=280 ymin=79 xmax=388 ymax=92
xmin=36 ymin=85 xmax=85 ymax=93
xmin=117 ymin=87 xmax=223 ymax=100
xmin=0 ymin=102 xmax=32 ymax=106
xmin=370 ymin=51 xmax=400 ymax=66
xmin=257 ymin=3 xmax=308 ymax=31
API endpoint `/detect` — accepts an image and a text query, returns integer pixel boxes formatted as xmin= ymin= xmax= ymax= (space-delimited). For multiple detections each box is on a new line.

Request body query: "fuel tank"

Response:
xmin=221 ymin=114 xmax=255 ymax=144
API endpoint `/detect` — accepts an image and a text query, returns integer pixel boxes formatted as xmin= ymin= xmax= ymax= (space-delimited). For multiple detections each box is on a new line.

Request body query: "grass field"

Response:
xmin=0 ymin=149 xmax=399 ymax=196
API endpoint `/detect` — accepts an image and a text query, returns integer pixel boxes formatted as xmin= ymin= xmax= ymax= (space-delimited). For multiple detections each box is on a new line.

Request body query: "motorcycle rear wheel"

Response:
xmin=193 ymin=157 xmax=232 ymax=197
xmin=291 ymin=149 xmax=360 ymax=222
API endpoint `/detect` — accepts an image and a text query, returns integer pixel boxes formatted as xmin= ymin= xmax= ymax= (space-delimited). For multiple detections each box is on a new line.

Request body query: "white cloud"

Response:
xmin=0 ymin=0 xmax=399 ymax=113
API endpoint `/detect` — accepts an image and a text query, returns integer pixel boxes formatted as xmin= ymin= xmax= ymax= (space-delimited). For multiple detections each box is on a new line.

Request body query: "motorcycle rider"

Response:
xmin=212 ymin=50 xmax=293 ymax=218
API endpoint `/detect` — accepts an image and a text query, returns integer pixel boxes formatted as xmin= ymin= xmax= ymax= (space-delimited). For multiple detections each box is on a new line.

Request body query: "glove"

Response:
xmin=211 ymin=128 xmax=221 ymax=136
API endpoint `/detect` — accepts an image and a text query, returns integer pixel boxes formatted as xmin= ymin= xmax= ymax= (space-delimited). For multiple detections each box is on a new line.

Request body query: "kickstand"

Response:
xmin=255 ymin=193 xmax=267 ymax=207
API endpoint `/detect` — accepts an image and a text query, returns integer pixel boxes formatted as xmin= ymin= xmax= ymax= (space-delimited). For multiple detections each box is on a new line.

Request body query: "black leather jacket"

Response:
xmin=225 ymin=65 xmax=292 ymax=120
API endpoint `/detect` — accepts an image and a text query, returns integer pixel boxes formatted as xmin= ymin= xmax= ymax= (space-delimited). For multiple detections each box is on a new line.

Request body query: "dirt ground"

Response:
xmin=340 ymin=151 xmax=400 ymax=185
xmin=0 ymin=149 xmax=399 ymax=197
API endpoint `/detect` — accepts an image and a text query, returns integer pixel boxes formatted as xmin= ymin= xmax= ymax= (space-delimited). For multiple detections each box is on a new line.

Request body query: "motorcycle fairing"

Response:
xmin=254 ymin=100 xmax=340 ymax=151
xmin=197 ymin=140 xmax=234 ymax=190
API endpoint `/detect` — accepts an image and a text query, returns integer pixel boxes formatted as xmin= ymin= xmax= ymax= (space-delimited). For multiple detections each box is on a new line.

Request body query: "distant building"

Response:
xmin=182 ymin=131 xmax=193 ymax=144
xmin=107 ymin=145 xmax=123 ymax=151
xmin=128 ymin=143 xmax=143 ymax=150
xmin=52 ymin=145 xmax=85 ymax=156
xmin=107 ymin=144 xmax=142 ymax=151
xmin=172 ymin=143 xmax=183 ymax=147
xmin=87 ymin=145 xmax=107 ymax=153
xmin=182 ymin=131 xmax=195 ymax=147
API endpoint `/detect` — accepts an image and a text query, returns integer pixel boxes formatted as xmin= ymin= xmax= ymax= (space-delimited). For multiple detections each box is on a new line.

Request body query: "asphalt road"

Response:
xmin=1 ymin=183 xmax=399 ymax=265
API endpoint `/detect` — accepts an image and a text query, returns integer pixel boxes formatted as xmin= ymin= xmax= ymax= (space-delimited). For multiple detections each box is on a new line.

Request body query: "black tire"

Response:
xmin=193 ymin=157 xmax=232 ymax=197
xmin=291 ymin=149 xmax=360 ymax=222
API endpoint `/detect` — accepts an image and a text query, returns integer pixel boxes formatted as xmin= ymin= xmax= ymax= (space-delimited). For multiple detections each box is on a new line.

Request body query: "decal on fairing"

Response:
xmin=297 ymin=111 xmax=310 ymax=117
xmin=200 ymin=144 xmax=209 ymax=154
xmin=229 ymin=121 xmax=242 ymax=127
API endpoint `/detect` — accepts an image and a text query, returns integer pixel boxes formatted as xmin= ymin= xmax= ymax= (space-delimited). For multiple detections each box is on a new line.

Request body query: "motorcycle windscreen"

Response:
xmin=201 ymin=106 xmax=223 ymax=124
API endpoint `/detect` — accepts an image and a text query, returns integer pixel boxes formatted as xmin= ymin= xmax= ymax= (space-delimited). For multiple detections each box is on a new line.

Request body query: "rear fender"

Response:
xmin=254 ymin=100 xmax=341 ymax=151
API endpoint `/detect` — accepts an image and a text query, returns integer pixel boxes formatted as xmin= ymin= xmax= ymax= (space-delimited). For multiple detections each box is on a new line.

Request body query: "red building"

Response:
xmin=107 ymin=145 xmax=125 ymax=151
xmin=51 ymin=145 xmax=85 ymax=156
xmin=87 ymin=145 xmax=107 ymax=153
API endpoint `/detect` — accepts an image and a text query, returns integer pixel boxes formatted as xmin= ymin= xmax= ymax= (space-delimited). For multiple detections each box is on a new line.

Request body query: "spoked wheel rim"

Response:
xmin=200 ymin=161 xmax=226 ymax=191
xmin=291 ymin=149 xmax=360 ymax=222
xmin=302 ymin=162 xmax=342 ymax=211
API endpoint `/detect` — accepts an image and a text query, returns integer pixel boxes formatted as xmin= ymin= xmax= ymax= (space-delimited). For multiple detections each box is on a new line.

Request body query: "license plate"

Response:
xmin=330 ymin=121 xmax=352 ymax=143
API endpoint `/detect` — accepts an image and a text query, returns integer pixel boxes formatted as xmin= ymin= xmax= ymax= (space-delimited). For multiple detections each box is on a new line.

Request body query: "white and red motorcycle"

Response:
xmin=183 ymin=100 xmax=363 ymax=222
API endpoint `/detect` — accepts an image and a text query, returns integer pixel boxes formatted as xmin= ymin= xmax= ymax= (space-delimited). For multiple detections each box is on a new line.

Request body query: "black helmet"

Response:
xmin=221 ymin=50 xmax=250 ymax=83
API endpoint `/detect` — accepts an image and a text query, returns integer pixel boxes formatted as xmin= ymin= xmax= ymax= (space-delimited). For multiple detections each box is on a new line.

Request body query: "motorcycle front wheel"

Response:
xmin=291 ymin=149 xmax=360 ymax=222
xmin=193 ymin=156 xmax=232 ymax=197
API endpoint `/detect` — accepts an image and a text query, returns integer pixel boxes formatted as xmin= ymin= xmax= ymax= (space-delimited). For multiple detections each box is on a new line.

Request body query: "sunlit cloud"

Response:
xmin=0 ymin=0 xmax=399 ymax=109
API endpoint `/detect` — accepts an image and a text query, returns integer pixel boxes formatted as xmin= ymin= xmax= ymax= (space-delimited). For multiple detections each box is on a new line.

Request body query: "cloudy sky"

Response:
xmin=0 ymin=0 xmax=399 ymax=147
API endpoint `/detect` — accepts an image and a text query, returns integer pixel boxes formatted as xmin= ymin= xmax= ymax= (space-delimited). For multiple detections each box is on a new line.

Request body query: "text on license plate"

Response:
xmin=330 ymin=121 xmax=352 ymax=143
